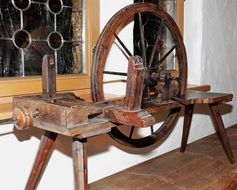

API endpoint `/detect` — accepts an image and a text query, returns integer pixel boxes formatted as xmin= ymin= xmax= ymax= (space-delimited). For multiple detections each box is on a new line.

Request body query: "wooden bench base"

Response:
xmin=173 ymin=91 xmax=235 ymax=164
xmin=25 ymin=131 xmax=89 ymax=190
xmin=22 ymin=90 xmax=235 ymax=190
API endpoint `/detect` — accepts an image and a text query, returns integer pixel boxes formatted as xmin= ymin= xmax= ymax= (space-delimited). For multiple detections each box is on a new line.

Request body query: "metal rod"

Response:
xmin=114 ymin=33 xmax=132 ymax=57
xmin=158 ymin=45 xmax=176 ymax=64
xmin=146 ymin=86 xmax=151 ymax=100
xmin=129 ymin=126 xmax=135 ymax=139
xmin=150 ymin=125 xmax=154 ymax=135
xmin=103 ymin=71 xmax=127 ymax=76
xmin=148 ymin=19 xmax=164 ymax=68
xmin=114 ymin=42 xmax=129 ymax=60
xmin=138 ymin=13 xmax=147 ymax=66
xmin=103 ymin=79 xmax=127 ymax=84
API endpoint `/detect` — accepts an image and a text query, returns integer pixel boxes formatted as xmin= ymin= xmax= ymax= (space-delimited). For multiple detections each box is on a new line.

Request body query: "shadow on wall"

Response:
xmin=12 ymin=127 xmax=112 ymax=158
xmin=194 ymin=103 xmax=233 ymax=123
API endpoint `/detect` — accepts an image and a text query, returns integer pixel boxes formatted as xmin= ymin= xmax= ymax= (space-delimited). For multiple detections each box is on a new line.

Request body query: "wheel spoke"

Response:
xmin=148 ymin=19 xmax=164 ymax=68
xmin=150 ymin=125 xmax=154 ymax=135
xmin=114 ymin=33 xmax=133 ymax=57
xmin=103 ymin=71 xmax=127 ymax=76
xmin=114 ymin=42 xmax=130 ymax=60
xmin=146 ymin=85 xmax=151 ymax=100
xmin=103 ymin=79 xmax=127 ymax=84
xmin=138 ymin=13 xmax=147 ymax=67
xmin=158 ymin=45 xmax=176 ymax=64
xmin=129 ymin=126 xmax=135 ymax=139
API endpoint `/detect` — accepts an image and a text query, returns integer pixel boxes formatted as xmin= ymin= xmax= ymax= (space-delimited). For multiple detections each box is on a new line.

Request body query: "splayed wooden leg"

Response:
xmin=209 ymin=104 xmax=235 ymax=164
xmin=26 ymin=131 xmax=58 ymax=190
xmin=180 ymin=104 xmax=194 ymax=153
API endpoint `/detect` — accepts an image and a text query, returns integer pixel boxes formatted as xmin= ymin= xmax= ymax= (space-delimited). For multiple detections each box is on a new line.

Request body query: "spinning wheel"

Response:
xmin=92 ymin=3 xmax=187 ymax=148
xmin=11 ymin=3 xmax=235 ymax=190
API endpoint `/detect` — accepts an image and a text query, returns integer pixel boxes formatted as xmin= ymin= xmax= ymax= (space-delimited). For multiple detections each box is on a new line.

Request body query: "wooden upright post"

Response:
xmin=42 ymin=54 xmax=56 ymax=96
xmin=26 ymin=55 xmax=58 ymax=189
xmin=72 ymin=138 xmax=88 ymax=190
xmin=123 ymin=56 xmax=145 ymax=111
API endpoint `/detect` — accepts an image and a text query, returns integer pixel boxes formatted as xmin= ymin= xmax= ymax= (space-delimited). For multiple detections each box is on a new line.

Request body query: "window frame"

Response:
xmin=0 ymin=0 xmax=100 ymax=119
xmin=176 ymin=0 xmax=184 ymax=35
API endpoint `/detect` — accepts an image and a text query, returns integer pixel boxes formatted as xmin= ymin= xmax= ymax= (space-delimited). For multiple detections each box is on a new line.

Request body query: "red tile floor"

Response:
xmin=90 ymin=125 xmax=237 ymax=190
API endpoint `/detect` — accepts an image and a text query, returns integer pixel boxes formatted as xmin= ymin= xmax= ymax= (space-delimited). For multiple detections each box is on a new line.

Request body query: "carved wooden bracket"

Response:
xmin=123 ymin=56 xmax=145 ymax=111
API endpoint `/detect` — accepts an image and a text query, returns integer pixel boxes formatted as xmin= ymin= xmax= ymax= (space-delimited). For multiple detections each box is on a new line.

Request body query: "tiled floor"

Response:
xmin=90 ymin=125 xmax=237 ymax=190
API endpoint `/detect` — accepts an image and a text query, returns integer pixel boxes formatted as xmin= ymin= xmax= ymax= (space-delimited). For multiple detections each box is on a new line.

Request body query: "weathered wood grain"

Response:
xmin=72 ymin=138 xmax=88 ymax=190
xmin=174 ymin=90 xmax=235 ymax=164
xmin=123 ymin=56 xmax=145 ymax=111
xmin=26 ymin=131 xmax=58 ymax=190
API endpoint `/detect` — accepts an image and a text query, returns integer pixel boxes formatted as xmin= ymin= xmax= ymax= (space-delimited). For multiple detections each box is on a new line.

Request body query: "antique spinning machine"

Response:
xmin=11 ymin=2 xmax=235 ymax=190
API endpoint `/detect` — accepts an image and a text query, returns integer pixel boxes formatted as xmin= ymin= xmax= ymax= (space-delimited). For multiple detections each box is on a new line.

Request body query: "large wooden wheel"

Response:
xmin=92 ymin=3 xmax=187 ymax=148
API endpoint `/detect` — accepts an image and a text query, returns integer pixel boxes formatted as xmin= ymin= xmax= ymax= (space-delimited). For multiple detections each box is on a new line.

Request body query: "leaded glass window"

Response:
xmin=0 ymin=0 xmax=84 ymax=77
xmin=134 ymin=0 xmax=177 ymax=70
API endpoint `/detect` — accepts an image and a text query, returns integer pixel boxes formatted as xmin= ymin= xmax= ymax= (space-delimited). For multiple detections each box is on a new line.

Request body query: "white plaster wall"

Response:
xmin=183 ymin=0 xmax=214 ymax=144
xmin=184 ymin=0 xmax=237 ymax=143
xmin=0 ymin=0 xmax=237 ymax=189
xmin=201 ymin=0 xmax=237 ymax=127
xmin=184 ymin=0 xmax=203 ymax=85
xmin=183 ymin=0 xmax=237 ymax=145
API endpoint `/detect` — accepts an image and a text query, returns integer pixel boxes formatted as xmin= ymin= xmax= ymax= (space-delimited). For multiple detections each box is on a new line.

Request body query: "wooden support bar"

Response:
xmin=26 ymin=131 xmax=58 ymax=190
xmin=72 ymin=138 xmax=88 ymax=190
xmin=173 ymin=91 xmax=235 ymax=164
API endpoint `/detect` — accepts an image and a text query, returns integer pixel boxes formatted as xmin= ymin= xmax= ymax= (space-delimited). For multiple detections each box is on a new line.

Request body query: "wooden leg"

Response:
xmin=72 ymin=138 xmax=88 ymax=190
xmin=180 ymin=104 xmax=194 ymax=153
xmin=209 ymin=104 xmax=235 ymax=164
xmin=26 ymin=131 xmax=58 ymax=190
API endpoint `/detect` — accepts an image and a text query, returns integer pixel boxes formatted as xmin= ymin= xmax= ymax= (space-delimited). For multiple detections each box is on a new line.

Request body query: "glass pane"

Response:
xmin=0 ymin=0 xmax=84 ymax=77
xmin=33 ymin=0 xmax=47 ymax=3
xmin=159 ymin=0 xmax=176 ymax=19
xmin=57 ymin=7 xmax=73 ymax=41
xmin=24 ymin=41 xmax=53 ymax=76
xmin=134 ymin=0 xmax=176 ymax=70
xmin=62 ymin=0 xmax=73 ymax=7
xmin=57 ymin=42 xmax=73 ymax=74
xmin=23 ymin=3 xmax=54 ymax=39
xmin=159 ymin=0 xmax=176 ymax=70
xmin=0 ymin=39 xmax=22 ymax=76
xmin=0 ymin=3 xmax=21 ymax=38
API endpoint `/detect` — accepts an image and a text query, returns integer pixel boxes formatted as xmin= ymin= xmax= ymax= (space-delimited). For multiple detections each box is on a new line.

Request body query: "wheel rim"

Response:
xmin=92 ymin=3 xmax=187 ymax=148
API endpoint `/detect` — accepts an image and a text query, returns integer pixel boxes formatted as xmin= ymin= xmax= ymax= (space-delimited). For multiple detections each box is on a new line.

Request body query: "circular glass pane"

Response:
xmin=12 ymin=0 xmax=31 ymax=11
xmin=13 ymin=29 xmax=31 ymax=49
xmin=47 ymin=31 xmax=63 ymax=50
xmin=47 ymin=0 xmax=63 ymax=14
